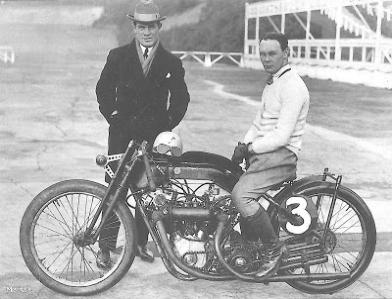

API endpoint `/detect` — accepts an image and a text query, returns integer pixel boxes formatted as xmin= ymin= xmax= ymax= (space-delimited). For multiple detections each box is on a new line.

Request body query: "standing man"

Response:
xmin=96 ymin=0 xmax=190 ymax=267
xmin=231 ymin=32 xmax=310 ymax=277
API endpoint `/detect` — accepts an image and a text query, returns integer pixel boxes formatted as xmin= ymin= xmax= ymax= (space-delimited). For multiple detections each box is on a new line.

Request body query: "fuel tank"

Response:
xmin=134 ymin=151 xmax=242 ymax=191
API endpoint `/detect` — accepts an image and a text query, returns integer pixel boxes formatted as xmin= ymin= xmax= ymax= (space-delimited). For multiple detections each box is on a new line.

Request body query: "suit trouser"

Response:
xmin=99 ymin=202 xmax=149 ymax=250
xmin=98 ymin=125 xmax=154 ymax=251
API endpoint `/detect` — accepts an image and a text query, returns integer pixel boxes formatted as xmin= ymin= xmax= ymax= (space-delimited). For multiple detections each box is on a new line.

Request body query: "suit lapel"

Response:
xmin=126 ymin=40 xmax=145 ymax=88
xmin=122 ymin=41 xmax=169 ymax=108
xmin=148 ymin=43 xmax=168 ymax=81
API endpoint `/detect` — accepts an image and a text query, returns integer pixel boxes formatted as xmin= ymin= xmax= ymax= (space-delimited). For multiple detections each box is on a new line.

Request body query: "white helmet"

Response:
xmin=153 ymin=131 xmax=183 ymax=156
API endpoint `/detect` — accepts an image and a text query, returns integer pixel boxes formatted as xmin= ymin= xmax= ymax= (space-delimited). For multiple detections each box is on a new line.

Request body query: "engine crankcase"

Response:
xmin=172 ymin=232 xmax=208 ymax=269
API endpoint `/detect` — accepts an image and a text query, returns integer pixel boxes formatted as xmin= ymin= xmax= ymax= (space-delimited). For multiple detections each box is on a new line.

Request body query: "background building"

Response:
xmin=244 ymin=0 xmax=392 ymax=89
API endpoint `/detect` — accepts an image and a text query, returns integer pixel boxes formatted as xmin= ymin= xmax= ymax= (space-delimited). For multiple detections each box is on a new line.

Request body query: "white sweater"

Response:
xmin=244 ymin=64 xmax=310 ymax=157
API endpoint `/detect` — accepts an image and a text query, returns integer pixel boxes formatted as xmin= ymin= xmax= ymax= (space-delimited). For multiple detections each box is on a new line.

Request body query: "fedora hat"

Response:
xmin=127 ymin=0 xmax=166 ymax=23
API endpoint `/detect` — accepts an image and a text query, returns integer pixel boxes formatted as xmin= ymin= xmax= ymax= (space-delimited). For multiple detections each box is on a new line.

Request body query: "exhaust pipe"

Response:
xmin=213 ymin=214 xmax=352 ymax=283
xmin=153 ymin=210 xmax=233 ymax=281
xmin=153 ymin=209 xmax=352 ymax=283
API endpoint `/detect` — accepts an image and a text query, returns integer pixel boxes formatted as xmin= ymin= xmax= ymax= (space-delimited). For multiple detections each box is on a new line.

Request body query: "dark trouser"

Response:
xmin=98 ymin=125 xmax=157 ymax=251
xmin=99 ymin=203 xmax=149 ymax=251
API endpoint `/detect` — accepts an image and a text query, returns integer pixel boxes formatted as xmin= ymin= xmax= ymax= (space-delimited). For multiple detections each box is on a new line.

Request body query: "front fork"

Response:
xmin=82 ymin=141 xmax=140 ymax=245
xmin=83 ymin=139 xmax=159 ymax=247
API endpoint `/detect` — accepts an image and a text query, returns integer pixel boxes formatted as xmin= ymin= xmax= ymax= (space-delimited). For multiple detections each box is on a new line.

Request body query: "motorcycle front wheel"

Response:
xmin=283 ymin=184 xmax=376 ymax=294
xmin=20 ymin=179 xmax=137 ymax=296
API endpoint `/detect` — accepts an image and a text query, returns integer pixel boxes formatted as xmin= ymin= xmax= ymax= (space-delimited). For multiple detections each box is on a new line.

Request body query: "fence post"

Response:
xmin=375 ymin=0 xmax=383 ymax=64
xmin=10 ymin=50 xmax=15 ymax=64
xmin=204 ymin=53 xmax=212 ymax=67
xmin=239 ymin=55 xmax=245 ymax=67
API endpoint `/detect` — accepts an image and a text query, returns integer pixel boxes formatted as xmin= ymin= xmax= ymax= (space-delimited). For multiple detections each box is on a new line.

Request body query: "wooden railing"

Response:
xmin=0 ymin=46 xmax=15 ymax=64
xmin=172 ymin=51 xmax=244 ymax=67
xmin=246 ymin=0 xmax=388 ymax=18
xmin=245 ymin=38 xmax=392 ymax=72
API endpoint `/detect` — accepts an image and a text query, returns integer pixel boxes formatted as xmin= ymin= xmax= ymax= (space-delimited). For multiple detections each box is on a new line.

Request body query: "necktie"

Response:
xmin=143 ymin=47 xmax=149 ymax=60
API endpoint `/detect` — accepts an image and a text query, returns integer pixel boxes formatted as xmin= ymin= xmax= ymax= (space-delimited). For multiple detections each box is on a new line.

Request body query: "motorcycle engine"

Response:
xmin=145 ymin=183 xmax=260 ymax=273
xmin=223 ymin=231 xmax=262 ymax=273
xmin=172 ymin=232 xmax=208 ymax=269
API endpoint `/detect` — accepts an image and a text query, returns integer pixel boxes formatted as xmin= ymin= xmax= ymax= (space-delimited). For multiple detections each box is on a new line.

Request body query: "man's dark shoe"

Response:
xmin=136 ymin=245 xmax=154 ymax=263
xmin=96 ymin=248 xmax=111 ymax=269
xmin=255 ymin=242 xmax=286 ymax=278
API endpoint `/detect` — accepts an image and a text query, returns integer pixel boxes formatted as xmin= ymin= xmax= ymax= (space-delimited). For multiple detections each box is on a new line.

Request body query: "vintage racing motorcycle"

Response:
xmin=20 ymin=132 xmax=376 ymax=295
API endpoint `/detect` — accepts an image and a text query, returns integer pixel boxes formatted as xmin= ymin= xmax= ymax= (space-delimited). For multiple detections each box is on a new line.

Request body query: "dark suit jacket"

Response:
xmin=96 ymin=39 xmax=190 ymax=143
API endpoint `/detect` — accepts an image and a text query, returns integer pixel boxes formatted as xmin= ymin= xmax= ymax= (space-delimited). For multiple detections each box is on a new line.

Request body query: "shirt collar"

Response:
xmin=140 ymin=44 xmax=147 ymax=53
xmin=272 ymin=64 xmax=291 ymax=79
xmin=140 ymin=44 xmax=155 ymax=53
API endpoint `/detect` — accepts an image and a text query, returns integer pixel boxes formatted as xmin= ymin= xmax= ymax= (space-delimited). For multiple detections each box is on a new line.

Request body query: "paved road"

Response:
xmin=1 ymin=254 xmax=392 ymax=299
xmin=1 ymin=21 xmax=392 ymax=299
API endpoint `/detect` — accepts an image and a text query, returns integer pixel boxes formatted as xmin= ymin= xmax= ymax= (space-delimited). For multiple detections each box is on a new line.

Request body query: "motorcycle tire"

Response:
xmin=20 ymin=179 xmax=137 ymax=296
xmin=283 ymin=183 xmax=376 ymax=294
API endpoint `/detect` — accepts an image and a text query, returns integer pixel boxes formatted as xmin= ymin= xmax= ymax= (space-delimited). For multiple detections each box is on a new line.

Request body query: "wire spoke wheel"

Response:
xmin=284 ymin=184 xmax=376 ymax=294
xmin=33 ymin=192 xmax=126 ymax=284
xmin=20 ymin=180 xmax=136 ymax=296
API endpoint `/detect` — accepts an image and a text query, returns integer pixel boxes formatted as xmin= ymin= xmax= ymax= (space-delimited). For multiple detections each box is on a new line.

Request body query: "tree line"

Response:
xmin=97 ymin=0 xmax=391 ymax=52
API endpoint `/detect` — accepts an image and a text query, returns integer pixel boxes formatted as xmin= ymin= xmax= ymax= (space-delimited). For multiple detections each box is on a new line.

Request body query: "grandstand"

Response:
xmin=244 ymin=0 xmax=392 ymax=89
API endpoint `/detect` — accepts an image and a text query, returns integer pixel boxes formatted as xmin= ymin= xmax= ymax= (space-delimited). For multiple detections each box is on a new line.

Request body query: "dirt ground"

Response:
xmin=1 ymin=14 xmax=392 ymax=299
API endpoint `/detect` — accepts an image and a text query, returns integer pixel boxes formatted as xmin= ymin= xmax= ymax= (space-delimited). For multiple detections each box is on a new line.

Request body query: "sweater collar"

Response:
xmin=272 ymin=64 xmax=291 ymax=79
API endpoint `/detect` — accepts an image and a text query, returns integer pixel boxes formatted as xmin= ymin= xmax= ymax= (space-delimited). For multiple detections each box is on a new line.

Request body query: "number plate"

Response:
xmin=279 ymin=195 xmax=318 ymax=235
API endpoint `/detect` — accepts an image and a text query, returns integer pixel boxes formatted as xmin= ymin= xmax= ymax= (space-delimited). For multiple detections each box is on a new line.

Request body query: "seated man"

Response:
xmin=231 ymin=32 xmax=310 ymax=277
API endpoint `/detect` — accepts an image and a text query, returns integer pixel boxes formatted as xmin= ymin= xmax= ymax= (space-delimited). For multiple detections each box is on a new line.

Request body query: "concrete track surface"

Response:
xmin=1 ymin=6 xmax=392 ymax=299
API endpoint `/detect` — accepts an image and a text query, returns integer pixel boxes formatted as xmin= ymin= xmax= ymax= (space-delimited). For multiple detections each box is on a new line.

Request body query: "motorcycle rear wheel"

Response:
xmin=283 ymin=184 xmax=376 ymax=294
xmin=20 ymin=179 xmax=136 ymax=296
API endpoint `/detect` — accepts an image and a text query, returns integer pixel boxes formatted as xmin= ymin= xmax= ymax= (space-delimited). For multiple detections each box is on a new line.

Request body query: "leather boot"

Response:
xmin=96 ymin=248 xmax=111 ymax=269
xmin=240 ymin=216 xmax=259 ymax=241
xmin=244 ymin=206 xmax=285 ymax=277
xmin=243 ymin=206 xmax=278 ymax=244
xmin=136 ymin=245 xmax=154 ymax=263
xmin=255 ymin=241 xmax=286 ymax=278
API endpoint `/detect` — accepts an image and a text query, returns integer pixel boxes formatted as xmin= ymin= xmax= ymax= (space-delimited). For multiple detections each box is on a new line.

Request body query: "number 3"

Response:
xmin=286 ymin=196 xmax=312 ymax=234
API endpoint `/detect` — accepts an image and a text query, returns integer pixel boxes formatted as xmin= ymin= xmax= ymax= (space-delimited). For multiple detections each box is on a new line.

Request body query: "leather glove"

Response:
xmin=231 ymin=142 xmax=249 ymax=164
